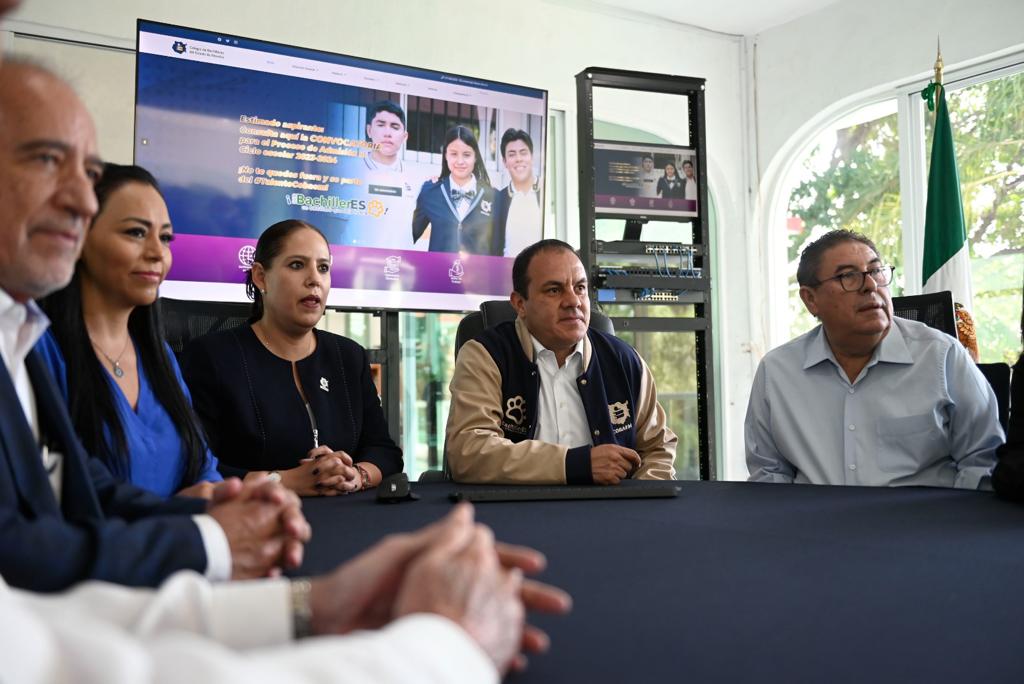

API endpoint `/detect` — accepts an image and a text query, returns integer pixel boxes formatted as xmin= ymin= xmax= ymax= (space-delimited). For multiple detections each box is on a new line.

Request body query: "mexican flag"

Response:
xmin=921 ymin=82 xmax=973 ymax=311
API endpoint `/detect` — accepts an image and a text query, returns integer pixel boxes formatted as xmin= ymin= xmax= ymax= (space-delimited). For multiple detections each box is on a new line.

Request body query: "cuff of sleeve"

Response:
xmin=208 ymin=577 xmax=292 ymax=649
xmin=565 ymin=445 xmax=593 ymax=485
xmin=383 ymin=614 xmax=498 ymax=684
xmin=192 ymin=514 xmax=232 ymax=582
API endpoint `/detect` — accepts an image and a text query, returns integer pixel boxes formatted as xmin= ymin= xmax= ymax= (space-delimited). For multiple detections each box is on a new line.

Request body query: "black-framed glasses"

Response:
xmin=815 ymin=265 xmax=895 ymax=292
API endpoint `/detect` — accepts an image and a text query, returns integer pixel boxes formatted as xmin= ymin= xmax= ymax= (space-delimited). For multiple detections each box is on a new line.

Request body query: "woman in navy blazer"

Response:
xmin=411 ymin=125 xmax=499 ymax=255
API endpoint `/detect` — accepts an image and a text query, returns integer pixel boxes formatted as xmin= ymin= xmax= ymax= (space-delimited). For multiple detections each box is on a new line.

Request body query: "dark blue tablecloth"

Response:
xmin=298 ymin=480 xmax=1024 ymax=683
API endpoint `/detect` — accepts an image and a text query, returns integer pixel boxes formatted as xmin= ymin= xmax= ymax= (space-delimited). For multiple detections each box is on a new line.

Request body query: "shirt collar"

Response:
xmin=802 ymin=319 xmax=912 ymax=371
xmin=530 ymin=333 xmax=584 ymax=365
xmin=450 ymin=176 xmax=477 ymax=193
xmin=0 ymin=287 xmax=51 ymax=361
xmin=509 ymin=178 xmax=538 ymax=196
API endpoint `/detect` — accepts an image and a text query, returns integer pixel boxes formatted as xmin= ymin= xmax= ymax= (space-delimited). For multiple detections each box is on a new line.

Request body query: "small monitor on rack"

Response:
xmin=593 ymin=140 xmax=698 ymax=221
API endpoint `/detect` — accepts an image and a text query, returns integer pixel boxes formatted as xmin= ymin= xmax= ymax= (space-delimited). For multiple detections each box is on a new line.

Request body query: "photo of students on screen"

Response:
xmin=681 ymin=159 xmax=698 ymax=200
xmin=637 ymin=155 xmax=660 ymax=198
xmin=656 ymin=162 xmax=684 ymax=199
xmin=364 ymin=100 xmax=409 ymax=173
xmin=494 ymin=128 xmax=541 ymax=258
xmin=411 ymin=125 xmax=498 ymax=255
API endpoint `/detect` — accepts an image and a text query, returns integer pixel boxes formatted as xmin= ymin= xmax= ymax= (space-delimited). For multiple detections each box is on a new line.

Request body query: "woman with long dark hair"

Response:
xmin=37 ymin=164 xmax=220 ymax=498
xmin=411 ymin=125 xmax=499 ymax=255
xmin=181 ymin=220 xmax=402 ymax=495
xmin=656 ymin=162 xmax=684 ymax=199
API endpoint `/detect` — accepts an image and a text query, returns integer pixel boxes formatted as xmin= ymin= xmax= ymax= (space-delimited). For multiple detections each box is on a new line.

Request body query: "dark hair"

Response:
xmin=664 ymin=162 xmax=678 ymax=176
xmin=439 ymin=125 xmax=491 ymax=188
xmin=500 ymin=128 xmax=533 ymax=159
xmin=682 ymin=160 xmax=694 ymax=168
xmin=796 ymin=229 xmax=881 ymax=287
xmin=244 ymin=219 xmax=329 ymax=322
xmin=642 ymin=155 xmax=654 ymax=163
xmin=367 ymin=100 xmax=406 ymax=129
xmin=512 ymin=239 xmax=576 ymax=297
xmin=38 ymin=163 xmax=210 ymax=488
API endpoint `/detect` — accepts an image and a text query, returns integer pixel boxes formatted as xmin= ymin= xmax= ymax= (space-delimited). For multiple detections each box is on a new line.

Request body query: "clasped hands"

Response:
xmin=308 ymin=503 xmax=572 ymax=674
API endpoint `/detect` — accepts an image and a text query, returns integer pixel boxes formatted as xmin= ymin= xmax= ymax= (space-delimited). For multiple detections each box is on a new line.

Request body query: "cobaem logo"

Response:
xmin=172 ymin=41 xmax=187 ymax=55
xmin=285 ymin=193 xmax=387 ymax=218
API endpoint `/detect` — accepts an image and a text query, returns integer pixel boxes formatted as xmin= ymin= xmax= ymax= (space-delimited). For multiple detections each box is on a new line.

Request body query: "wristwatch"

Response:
xmin=267 ymin=470 xmax=282 ymax=484
xmin=290 ymin=577 xmax=313 ymax=639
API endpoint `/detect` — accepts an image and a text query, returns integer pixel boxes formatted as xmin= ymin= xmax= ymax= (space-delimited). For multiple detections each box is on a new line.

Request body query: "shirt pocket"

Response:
xmin=875 ymin=413 xmax=945 ymax=474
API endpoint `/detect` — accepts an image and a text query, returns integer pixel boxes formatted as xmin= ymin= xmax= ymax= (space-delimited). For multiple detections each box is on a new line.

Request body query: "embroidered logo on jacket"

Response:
xmin=505 ymin=396 xmax=526 ymax=425
xmin=608 ymin=401 xmax=630 ymax=425
xmin=319 ymin=377 xmax=330 ymax=392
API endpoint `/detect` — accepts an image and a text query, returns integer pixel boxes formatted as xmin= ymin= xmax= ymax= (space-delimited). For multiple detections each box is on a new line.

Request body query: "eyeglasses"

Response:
xmin=815 ymin=265 xmax=895 ymax=292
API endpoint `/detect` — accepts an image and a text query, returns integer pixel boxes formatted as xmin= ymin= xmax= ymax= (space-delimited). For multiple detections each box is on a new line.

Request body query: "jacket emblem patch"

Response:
xmin=608 ymin=401 xmax=630 ymax=425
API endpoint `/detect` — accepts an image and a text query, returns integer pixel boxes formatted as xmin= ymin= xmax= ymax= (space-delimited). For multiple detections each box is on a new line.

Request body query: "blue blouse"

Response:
xmin=36 ymin=330 xmax=221 ymax=498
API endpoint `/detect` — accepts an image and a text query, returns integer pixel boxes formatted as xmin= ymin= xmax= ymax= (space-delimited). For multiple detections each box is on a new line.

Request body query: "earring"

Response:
xmin=260 ymin=289 xmax=267 ymax=295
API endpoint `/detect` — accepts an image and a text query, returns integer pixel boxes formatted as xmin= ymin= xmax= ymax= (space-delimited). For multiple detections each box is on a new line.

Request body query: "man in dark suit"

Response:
xmin=0 ymin=58 xmax=310 ymax=592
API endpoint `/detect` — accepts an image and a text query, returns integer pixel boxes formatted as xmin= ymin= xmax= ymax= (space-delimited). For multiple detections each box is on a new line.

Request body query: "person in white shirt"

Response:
xmin=0 ymin=503 xmax=573 ymax=683
xmin=636 ymin=156 xmax=661 ymax=198
xmin=495 ymin=128 xmax=542 ymax=257
xmin=682 ymin=159 xmax=698 ymax=201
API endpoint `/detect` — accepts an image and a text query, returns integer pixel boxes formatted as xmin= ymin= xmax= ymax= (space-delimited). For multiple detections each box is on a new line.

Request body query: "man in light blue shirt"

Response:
xmin=745 ymin=230 xmax=1003 ymax=488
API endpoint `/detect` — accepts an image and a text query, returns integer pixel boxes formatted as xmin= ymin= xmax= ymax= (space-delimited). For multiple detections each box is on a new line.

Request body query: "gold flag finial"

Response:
xmin=934 ymin=36 xmax=944 ymax=86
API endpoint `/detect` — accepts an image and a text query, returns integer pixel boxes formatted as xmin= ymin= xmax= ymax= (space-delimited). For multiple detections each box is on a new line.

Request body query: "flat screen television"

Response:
xmin=135 ymin=20 xmax=547 ymax=310
xmin=592 ymin=140 xmax=698 ymax=220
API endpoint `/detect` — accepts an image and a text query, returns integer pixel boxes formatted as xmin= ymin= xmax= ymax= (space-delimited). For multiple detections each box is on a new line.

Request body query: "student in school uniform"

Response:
xmin=411 ymin=125 xmax=498 ymax=255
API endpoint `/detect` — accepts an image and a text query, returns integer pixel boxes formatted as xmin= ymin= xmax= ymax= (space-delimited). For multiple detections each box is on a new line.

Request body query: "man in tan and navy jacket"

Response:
xmin=446 ymin=239 xmax=677 ymax=485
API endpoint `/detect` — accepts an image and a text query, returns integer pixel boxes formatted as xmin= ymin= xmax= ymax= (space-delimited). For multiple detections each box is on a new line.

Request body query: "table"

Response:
xmin=298 ymin=480 xmax=1024 ymax=683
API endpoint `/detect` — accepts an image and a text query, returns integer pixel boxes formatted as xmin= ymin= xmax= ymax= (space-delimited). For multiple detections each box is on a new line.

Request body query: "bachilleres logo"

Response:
xmin=286 ymin=193 xmax=388 ymax=219
xmin=172 ymin=41 xmax=187 ymax=55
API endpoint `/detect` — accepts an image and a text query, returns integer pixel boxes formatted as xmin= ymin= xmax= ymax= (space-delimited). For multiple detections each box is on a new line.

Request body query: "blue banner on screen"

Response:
xmin=135 ymin=20 xmax=547 ymax=310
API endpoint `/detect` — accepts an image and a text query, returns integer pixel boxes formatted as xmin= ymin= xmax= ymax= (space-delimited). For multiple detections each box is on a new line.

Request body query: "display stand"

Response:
xmin=576 ymin=67 xmax=715 ymax=479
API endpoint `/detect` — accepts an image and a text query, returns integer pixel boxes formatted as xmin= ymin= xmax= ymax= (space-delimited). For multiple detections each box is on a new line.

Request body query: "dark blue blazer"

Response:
xmin=411 ymin=177 xmax=499 ymax=255
xmin=0 ymin=349 xmax=207 ymax=591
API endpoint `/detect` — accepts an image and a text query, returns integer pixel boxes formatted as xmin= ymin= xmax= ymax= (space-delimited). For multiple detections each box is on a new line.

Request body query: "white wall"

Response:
xmin=755 ymin=0 xmax=1024 ymax=179
xmin=2 ymin=0 xmax=759 ymax=478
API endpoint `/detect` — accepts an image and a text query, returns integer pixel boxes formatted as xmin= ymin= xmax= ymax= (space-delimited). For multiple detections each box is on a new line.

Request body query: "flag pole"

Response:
xmin=934 ymin=37 xmax=944 ymax=119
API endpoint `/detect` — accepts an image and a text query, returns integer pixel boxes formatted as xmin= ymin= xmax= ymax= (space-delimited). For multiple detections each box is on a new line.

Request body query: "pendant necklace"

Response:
xmin=91 ymin=337 xmax=131 ymax=378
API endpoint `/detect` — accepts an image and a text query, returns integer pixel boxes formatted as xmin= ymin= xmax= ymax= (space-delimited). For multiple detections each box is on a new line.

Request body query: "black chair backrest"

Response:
xmin=454 ymin=300 xmax=615 ymax=361
xmin=977 ymin=362 xmax=1011 ymax=433
xmin=159 ymin=297 xmax=252 ymax=357
xmin=891 ymin=291 xmax=957 ymax=339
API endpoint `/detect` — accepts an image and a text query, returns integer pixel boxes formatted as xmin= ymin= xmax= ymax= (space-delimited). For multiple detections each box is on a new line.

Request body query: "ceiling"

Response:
xmin=583 ymin=0 xmax=841 ymax=35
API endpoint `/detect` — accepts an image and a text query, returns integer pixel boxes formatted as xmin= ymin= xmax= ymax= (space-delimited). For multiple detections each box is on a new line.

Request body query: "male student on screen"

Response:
xmin=744 ymin=229 xmax=1003 ymax=488
xmin=637 ymin=155 xmax=660 ymax=198
xmin=364 ymin=100 xmax=408 ymax=173
xmin=446 ymin=239 xmax=677 ymax=484
xmin=493 ymin=128 xmax=541 ymax=258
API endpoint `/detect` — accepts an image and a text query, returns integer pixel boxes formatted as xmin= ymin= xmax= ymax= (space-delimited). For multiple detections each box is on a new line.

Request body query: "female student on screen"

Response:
xmin=181 ymin=220 xmax=402 ymax=495
xmin=411 ymin=125 xmax=499 ymax=255
xmin=656 ymin=162 xmax=685 ymax=199
xmin=37 ymin=164 xmax=221 ymax=498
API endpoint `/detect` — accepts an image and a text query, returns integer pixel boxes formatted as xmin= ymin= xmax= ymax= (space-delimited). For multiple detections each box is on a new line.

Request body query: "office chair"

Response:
xmin=890 ymin=291 xmax=957 ymax=339
xmin=977 ymin=362 xmax=1011 ymax=433
xmin=159 ymin=297 xmax=252 ymax=357
xmin=453 ymin=300 xmax=615 ymax=362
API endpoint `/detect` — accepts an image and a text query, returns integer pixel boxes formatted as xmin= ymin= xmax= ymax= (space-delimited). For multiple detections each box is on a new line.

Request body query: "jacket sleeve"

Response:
xmin=632 ymin=355 xmax=677 ymax=480
xmin=0 ymin=500 xmax=207 ymax=592
xmin=352 ymin=346 xmax=403 ymax=477
xmin=180 ymin=340 xmax=248 ymax=479
xmin=445 ymin=340 xmax=571 ymax=484
xmin=411 ymin=182 xmax=432 ymax=243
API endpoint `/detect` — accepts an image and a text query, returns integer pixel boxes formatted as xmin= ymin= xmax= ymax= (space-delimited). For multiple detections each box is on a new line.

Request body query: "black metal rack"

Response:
xmin=575 ymin=67 xmax=715 ymax=480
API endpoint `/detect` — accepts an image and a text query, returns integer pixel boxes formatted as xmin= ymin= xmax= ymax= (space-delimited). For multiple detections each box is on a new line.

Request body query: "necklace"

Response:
xmin=91 ymin=337 xmax=131 ymax=378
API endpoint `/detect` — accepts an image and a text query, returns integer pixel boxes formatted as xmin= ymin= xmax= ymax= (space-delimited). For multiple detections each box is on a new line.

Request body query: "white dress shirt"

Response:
xmin=531 ymin=335 xmax=592 ymax=449
xmin=0 ymin=287 xmax=231 ymax=580
xmin=0 ymin=571 xmax=497 ymax=684
xmin=503 ymin=184 xmax=541 ymax=257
